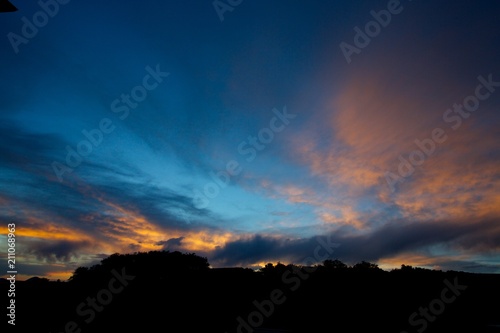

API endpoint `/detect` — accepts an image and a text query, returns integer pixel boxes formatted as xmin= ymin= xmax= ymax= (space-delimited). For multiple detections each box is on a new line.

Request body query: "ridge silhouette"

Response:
xmin=4 ymin=250 xmax=500 ymax=332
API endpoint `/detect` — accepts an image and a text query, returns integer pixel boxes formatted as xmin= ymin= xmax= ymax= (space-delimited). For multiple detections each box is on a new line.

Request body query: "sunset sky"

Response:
xmin=1 ymin=0 xmax=500 ymax=280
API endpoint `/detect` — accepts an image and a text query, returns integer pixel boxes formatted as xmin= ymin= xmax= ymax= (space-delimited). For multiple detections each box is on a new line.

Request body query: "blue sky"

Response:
xmin=1 ymin=0 xmax=500 ymax=279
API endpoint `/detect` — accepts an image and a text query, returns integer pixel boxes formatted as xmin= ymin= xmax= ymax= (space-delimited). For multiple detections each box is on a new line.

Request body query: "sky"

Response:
xmin=1 ymin=0 xmax=500 ymax=280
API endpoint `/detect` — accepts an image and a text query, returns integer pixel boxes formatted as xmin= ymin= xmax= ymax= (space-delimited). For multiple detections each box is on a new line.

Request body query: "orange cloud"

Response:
xmin=378 ymin=252 xmax=472 ymax=271
xmin=18 ymin=223 xmax=92 ymax=243
xmin=181 ymin=231 xmax=236 ymax=252
xmin=290 ymin=60 xmax=500 ymax=229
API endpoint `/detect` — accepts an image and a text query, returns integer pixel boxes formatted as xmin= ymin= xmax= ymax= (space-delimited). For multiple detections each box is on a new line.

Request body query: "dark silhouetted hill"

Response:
xmin=6 ymin=251 xmax=500 ymax=333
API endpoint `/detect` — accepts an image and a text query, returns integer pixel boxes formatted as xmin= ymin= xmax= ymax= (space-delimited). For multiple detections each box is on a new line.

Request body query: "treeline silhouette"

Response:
xmin=4 ymin=251 xmax=500 ymax=332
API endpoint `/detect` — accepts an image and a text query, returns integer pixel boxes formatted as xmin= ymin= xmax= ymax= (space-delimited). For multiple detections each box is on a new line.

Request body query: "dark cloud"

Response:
xmin=430 ymin=259 xmax=500 ymax=274
xmin=27 ymin=240 xmax=91 ymax=263
xmin=211 ymin=234 xmax=324 ymax=266
xmin=0 ymin=119 xmax=223 ymax=240
xmin=210 ymin=219 xmax=500 ymax=269
xmin=0 ymin=120 xmax=63 ymax=173
xmin=156 ymin=237 xmax=185 ymax=250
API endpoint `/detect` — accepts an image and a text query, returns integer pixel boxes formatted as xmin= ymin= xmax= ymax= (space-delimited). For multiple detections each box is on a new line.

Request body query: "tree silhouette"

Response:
xmin=69 ymin=250 xmax=210 ymax=283
xmin=12 ymin=251 xmax=499 ymax=333
xmin=352 ymin=260 xmax=383 ymax=272
xmin=323 ymin=259 xmax=348 ymax=270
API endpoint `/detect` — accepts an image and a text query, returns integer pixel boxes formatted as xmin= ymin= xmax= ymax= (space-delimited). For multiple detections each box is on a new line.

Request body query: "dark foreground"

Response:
xmin=3 ymin=251 xmax=500 ymax=332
